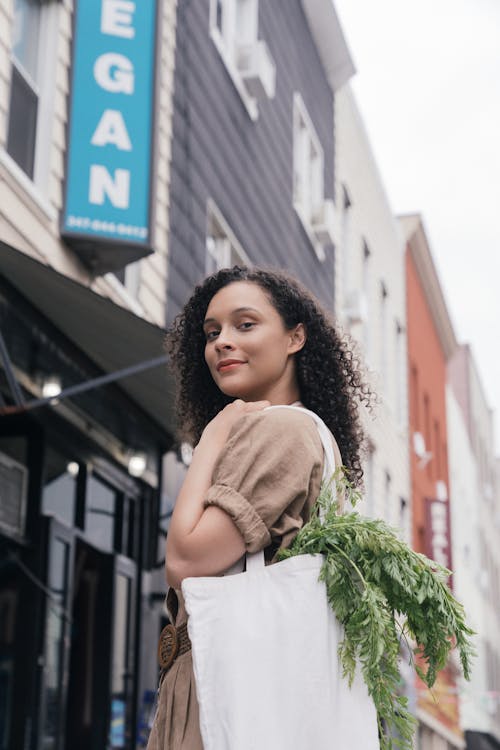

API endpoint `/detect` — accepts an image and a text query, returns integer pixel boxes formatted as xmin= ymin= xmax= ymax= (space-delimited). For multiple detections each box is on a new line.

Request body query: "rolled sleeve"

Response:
xmin=205 ymin=484 xmax=271 ymax=553
xmin=203 ymin=408 xmax=324 ymax=553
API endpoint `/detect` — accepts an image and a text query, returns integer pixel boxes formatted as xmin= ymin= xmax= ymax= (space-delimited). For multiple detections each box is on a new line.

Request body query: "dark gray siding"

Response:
xmin=166 ymin=0 xmax=336 ymax=324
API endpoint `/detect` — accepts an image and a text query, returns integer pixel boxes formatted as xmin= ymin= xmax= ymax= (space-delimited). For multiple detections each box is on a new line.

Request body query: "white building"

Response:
xmin=448 ymin=344 xmax=500 ymax=749
xmin=334 ymin=83 xmax=410 ymax=538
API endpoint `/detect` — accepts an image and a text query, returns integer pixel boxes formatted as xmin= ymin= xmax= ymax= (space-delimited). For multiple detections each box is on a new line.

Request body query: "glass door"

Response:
xmin=38 ymin=518 xmax=74 ymax=750
xmin=109 ymin=556 xmax=137 ymax=750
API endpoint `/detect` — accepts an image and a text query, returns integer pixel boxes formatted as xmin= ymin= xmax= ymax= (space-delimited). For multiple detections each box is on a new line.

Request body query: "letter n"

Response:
xmin=89 ymin=166 xmax=130 ymax=208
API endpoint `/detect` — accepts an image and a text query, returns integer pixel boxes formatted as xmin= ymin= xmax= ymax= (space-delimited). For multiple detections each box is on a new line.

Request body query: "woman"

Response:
xmin=147 ymin=265 xmax=372 ymax=749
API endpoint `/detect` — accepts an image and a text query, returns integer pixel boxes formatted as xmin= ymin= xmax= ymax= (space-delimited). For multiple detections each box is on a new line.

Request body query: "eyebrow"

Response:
xmin=203 ymin=306 xmax=260 ymax=325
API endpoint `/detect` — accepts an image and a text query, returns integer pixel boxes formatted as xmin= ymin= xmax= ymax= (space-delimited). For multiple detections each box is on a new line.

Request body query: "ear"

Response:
xmin=288 ymin=323 xmax=306 ymax=355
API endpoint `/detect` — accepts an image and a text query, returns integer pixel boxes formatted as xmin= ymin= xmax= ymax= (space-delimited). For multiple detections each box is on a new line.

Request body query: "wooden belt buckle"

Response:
xmin=158 ymin=623 xmax=178 ymax=671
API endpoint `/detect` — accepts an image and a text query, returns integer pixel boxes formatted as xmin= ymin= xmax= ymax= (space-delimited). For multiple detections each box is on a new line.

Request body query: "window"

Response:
xmin=209 ymin=0 xmax=275 ymax=119
xmin=42 ymin=445 xmax=78 ymax=527
xmin=293 ymin=93 xmax=334 ymax=260
xmin=379 ymin=282 xmax=389 ymax=395
xmin=205 ymin=200 xmax=250 ymax=273
xmin=85 ymin=473 xmax=118 ymax=553
xmin=293 ymin=93 xmax=323 ymax=225
xmin=411 ymin=365 xmax=419 ymax=430
xmin=434 ymin=420 xmax=441 ymax=478
xmin=364 ymin=445 xmax=375 ymax=517
xmin=362 ymin=241 xmax=371 ymax=358
xmin=340 ymin=187 xmax=352 ymax=292
xmin=394 ymin=320 xmax=405 ymax=427
xmin=399 ymin=497 xmax=408 ymax=542
xmin=6 ymin=0 xmax=57 ymax=186
xmin=7 ymin=0 xmax=41 ymax=178
xmin=423 ymin=394 xmax=431 ymax=478
xmin=384 ymin=470 xmax=392 ymax=523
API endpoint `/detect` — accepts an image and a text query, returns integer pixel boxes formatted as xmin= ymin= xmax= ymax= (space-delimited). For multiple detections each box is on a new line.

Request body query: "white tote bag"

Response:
xmin=182 ymin=406 xmax=379 ymax=750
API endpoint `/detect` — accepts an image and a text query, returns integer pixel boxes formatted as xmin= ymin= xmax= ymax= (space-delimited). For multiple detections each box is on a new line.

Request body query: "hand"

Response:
xmin=199 ymin=399 xmax=271 ymax=448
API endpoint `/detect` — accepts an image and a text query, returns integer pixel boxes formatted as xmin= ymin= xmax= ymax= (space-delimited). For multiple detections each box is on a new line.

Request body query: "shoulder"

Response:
xmin=228 ymin=406 xmax=322 ymax=448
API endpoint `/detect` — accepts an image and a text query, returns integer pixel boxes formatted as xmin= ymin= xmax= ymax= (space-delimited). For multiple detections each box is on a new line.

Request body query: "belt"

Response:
xmin=158 ymin=622 xmax=191 ymax=674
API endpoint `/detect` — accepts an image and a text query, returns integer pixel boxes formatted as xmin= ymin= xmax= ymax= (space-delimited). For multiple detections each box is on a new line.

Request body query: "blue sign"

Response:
xmin=63 ymin=0 xmax=156 ymax=245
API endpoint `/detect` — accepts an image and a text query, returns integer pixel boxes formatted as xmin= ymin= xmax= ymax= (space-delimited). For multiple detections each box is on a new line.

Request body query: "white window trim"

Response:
xmin=7 ymin=0 xmax=59 ymax=195
xmin=209 ymin=0 xmax=259 ymax=121
xmin=206 ymin=198 xmax=251 ymax=273
xmin=292 ymin=92 xmax=326 ymax=262
xmin=0 ymin=148 xmax=57 ymax=222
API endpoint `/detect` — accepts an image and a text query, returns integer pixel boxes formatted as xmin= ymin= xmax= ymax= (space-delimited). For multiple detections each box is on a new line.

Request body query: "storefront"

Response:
xmin=0 ymin=241 xmax=175 ymax=750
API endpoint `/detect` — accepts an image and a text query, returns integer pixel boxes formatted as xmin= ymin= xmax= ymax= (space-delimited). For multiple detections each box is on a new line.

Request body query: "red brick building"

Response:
xmin=401 ymin=214 xmax=463 ymax=749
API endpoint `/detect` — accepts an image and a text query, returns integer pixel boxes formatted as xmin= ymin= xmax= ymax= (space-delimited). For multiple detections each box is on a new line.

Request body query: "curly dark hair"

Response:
xmin=165 ymin=266 xmax=373 ymax=486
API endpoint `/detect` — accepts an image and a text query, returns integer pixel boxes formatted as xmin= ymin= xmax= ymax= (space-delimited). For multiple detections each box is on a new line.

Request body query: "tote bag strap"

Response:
xmin=263 ymin=405 xmax=337 ymax=483
xmin=246 ymin=405 xmax=338 ymax=572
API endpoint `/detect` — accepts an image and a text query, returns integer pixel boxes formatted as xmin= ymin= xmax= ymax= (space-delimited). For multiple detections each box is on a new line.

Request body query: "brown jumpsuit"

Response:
xmin=147 ymin=407 xmax=338 ymax=750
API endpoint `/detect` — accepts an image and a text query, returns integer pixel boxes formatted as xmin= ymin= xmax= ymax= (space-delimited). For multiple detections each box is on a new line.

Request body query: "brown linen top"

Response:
xmin=147 ymin=407 xmax=338 ymax=750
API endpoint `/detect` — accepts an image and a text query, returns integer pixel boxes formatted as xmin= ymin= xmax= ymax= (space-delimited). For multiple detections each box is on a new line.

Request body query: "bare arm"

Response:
xmin=165 ymin=400 xmax=269 ymax=588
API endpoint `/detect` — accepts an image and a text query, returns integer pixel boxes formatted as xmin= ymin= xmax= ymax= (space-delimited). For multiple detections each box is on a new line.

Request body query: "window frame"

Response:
xmin=205 ymin=198 xmax=251 ymax=273
xmin=292 ymin=92 xmax=326 ymax=261
xmin=5 ymin=0 xmax=59 ymax=194
xmin=209 ymin=0 xmax=260 ymax=120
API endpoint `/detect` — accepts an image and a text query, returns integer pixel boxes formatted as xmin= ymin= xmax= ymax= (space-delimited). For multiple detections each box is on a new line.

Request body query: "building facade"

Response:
xmin=447 ymin=345 xmax=500 ymax=750
xmin=0 ymin=1 xmax=178 ymax=748
xmin=165 ymin=0 xmax=354 ymax=323
xmin=334 ymin=83 xmax=410 ymax=536
xmin=402 ymin=213 xmax=464 ymax=749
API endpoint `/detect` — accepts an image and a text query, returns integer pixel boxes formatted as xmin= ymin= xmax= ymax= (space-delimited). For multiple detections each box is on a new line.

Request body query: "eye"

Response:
xmin=238 ymin=322 xmax=254 ymax=331
xmin=205 ymin=330 xmax=219 ymax=341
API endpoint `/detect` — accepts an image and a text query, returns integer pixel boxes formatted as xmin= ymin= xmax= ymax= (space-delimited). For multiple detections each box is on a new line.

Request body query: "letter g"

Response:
xmin=94 ymin=53 xmax=134 ymax=94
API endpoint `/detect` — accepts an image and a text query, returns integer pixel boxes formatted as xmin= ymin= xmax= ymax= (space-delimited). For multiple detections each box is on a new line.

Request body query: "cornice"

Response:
xmin=399 ymin=213 xmax=458 ymax=360
xmin=301 ymin=0 xmax=356 ymax=91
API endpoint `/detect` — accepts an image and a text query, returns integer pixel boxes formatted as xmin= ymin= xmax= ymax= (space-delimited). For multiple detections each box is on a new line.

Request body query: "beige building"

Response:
xmin=0 ymin=0 xmax=176 ymax=321
xmin=0 ymin=1 xmax=178 ymax=748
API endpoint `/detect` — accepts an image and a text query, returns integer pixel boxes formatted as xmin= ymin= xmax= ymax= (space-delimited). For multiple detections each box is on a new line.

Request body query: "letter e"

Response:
xmin=101 ymin=0 xmax=136 ymax=39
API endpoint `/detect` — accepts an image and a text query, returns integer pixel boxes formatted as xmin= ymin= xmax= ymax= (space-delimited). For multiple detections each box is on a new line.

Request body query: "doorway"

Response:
xmin=64 ymin=540 xmax=113 ymax=750
xmin=63 ymin=539 xmax=137 ymax=750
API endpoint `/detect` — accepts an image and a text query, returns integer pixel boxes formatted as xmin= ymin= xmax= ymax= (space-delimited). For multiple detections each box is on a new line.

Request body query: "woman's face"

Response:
xmin=203 ymin=281 xmax=305 ymax=403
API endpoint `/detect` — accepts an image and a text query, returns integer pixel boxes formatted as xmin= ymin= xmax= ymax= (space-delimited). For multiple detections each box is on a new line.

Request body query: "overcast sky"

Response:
xmin=334 ymin=0 xmax=500 ymax=454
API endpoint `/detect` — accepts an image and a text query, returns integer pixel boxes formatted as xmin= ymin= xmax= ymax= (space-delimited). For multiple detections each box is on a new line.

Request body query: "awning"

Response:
xmin=465 ymin=732 xmax=500 ymax=750
xmin=0 ymin=240 xmax=176 ymax=438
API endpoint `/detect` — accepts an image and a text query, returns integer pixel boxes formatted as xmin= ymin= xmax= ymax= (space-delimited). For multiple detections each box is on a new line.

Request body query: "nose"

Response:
xmin=214 ymin=326 xmax=235 ymax=351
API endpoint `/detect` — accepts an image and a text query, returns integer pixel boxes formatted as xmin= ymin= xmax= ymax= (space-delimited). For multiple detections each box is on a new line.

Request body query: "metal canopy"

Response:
xmin=0 ymin=240 xmax=176 ymax=436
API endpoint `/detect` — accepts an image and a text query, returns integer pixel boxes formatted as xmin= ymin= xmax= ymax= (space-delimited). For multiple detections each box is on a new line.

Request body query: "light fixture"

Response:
xmin=67 ymin=461 xmax=79 ymax=477
xmin=128 ymin=451 xmax=147 ymax=477
xmin=42 ymin=375 xmax=62 ymax=399
xmin=180 ymin=442 xmax=193 ymax=467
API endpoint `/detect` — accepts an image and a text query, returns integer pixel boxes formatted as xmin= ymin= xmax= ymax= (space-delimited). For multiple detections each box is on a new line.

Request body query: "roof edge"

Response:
xmin=399 ymin=213 xmax=458 ymax=359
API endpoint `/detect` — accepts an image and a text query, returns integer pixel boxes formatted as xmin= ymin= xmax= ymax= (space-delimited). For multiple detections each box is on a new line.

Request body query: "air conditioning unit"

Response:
xmin=236 ymin=40 xmax=276 ymax=100
xmin=413 ymin=432 xmax=432 ymax=468
xmin=311 ymin=199 xmax=337 ymax=246
xmin=0 ymin=451 xmax=28 ymax=538
xmin=435 ymin=480 xmax=448 ymax=502
xmin=343 ymin=289 xmax=368 ymax=325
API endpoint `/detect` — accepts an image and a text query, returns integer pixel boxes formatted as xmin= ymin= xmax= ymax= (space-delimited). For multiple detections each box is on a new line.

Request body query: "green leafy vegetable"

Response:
xmin=277 ymin=469 xmax=475 ymax=750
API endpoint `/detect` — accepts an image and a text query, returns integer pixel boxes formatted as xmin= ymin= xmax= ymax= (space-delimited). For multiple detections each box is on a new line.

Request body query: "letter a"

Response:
xmin=91 ymin=110 xmax=132 ymax=151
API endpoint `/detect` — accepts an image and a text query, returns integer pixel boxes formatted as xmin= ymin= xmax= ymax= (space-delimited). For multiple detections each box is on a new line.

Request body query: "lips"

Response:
xmin=216 ymin=359 xmax=246 ymax=372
